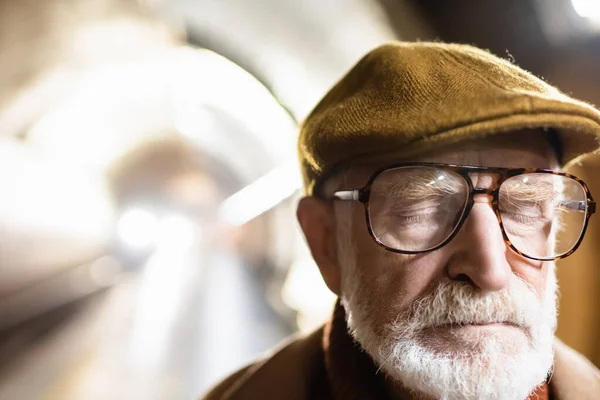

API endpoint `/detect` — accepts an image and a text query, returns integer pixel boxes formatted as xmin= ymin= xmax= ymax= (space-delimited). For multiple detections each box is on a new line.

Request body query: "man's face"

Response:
xmin=298 ymin=131 xmax=561 ymax=399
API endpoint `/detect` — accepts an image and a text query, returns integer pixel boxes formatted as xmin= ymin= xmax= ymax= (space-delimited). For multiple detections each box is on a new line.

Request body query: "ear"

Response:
xmin=297 ymin=196 xmax=341 ymax=295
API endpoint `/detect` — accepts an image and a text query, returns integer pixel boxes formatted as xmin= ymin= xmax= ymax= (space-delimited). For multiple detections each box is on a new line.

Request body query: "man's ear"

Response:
xmin=297 ymin=196 xmax=341 ymax=295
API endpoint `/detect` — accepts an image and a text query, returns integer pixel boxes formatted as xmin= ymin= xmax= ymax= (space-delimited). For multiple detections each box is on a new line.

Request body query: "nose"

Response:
xmin=446 ymin=198 xmax=512 ymax=293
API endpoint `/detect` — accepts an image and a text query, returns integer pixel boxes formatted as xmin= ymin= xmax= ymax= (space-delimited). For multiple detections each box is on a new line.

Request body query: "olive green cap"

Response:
xmin=298 ymin=41 xmax=600 ymax=196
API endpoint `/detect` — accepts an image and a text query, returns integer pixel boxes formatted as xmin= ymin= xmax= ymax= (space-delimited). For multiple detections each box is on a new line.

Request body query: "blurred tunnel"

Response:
xmin=0 ymin=0 xmax=599 ymax=398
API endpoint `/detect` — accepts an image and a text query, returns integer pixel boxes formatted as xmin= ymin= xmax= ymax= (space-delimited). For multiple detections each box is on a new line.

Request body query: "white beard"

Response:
xmin=335 ymin=205 xmax=558 ymax=400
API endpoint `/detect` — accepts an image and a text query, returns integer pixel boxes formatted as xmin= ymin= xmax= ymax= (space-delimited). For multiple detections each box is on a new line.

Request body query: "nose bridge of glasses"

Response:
xmin=472 ymin=187 xmax=495 ymax=196
xmin=467 ymin=171 xmax=502 ymax=195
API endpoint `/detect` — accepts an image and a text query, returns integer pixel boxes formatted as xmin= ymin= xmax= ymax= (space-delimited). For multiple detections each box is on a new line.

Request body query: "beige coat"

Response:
xmin=203 ymin=326 xmax=600 ymax=400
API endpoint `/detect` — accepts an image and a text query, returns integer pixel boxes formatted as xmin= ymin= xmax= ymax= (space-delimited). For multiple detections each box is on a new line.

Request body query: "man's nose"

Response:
xmin=446 ymin=199 xmax=512 ymax=293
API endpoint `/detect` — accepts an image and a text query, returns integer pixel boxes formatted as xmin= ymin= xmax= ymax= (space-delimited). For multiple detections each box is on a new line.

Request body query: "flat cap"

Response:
xmin=298 ymin=41 xmax=600 ymax=196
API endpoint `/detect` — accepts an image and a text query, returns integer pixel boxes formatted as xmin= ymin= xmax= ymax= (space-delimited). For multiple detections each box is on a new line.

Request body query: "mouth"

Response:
xmin=434 ymin=321 xmax=522 ymax=329
xmin=422 ymin=320 xmax=533 ymax=349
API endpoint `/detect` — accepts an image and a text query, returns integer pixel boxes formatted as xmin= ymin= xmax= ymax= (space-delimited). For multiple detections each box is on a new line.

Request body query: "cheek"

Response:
xmin=506 ymin=250 xmax=550 ymax=297
xmin=350 ymin=211 xmax=448 ymax=327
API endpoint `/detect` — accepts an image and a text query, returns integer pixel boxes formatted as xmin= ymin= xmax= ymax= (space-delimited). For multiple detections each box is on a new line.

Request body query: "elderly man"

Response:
xmin=204 ymin=42 xmax=600 ymax=399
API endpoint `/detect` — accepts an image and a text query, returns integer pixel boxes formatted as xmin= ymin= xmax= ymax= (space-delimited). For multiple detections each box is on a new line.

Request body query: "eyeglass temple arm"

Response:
xmin=332 ymin=190 xmax=361 ymax=201
xmin=561 ymin=200 xmax=596 ymax=213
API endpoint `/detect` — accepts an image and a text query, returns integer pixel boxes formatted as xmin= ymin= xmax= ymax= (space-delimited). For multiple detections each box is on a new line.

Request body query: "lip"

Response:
xmin=435 ymin=321 xmax=520 ymax=329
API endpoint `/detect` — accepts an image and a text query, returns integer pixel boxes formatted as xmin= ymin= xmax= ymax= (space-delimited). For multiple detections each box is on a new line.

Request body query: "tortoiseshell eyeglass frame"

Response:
xmin=331 ymin=162 xmax=596 ymax=261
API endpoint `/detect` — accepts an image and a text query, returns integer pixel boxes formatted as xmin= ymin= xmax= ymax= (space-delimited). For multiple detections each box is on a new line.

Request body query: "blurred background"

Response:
xmin=0 ymin=0 xmax=599 ymax=398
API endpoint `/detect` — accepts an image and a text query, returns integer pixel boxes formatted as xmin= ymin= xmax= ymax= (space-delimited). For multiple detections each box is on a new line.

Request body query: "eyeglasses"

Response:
xmin=331 ymin=163 xmax=596 ymax=261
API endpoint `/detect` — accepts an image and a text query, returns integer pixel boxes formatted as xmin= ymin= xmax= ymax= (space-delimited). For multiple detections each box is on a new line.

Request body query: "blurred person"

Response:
xmin=202 ymin=42 xmax=600 ymax=400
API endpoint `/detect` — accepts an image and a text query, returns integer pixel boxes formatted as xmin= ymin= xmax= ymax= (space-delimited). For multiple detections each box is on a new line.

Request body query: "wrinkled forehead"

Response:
xmin=323 ymin=130 xmax=560 ymax=194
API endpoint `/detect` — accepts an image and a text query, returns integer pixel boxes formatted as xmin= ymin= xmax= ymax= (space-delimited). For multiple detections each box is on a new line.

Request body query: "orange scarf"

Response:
xmin=529 ymin=383 xmax=550 ymax=400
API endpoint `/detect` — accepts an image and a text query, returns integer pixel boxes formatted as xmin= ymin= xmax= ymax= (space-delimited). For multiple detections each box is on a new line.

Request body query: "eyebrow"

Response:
xmin=373 ymin=173 xmax=464 ymax=199
xmin=501 ymin=180 xmax=559 ymax=201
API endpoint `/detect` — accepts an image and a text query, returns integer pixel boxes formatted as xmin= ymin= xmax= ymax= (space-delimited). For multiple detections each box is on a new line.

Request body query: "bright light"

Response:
xmin=156 ymin=213 xmax=197 ymax=250
xmin=218 ymin=160 xmax=302 ymax=226
xmin=117 ymin=208 xmax=158 ymax=250
xmin=572 ymin=0 xmax=600 ymax=21
xmin=117 ymin=208 xmax=197 ymax=252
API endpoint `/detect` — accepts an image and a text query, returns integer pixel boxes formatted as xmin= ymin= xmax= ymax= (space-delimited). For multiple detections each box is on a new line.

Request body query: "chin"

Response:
xmin=420 ymin=323 xmax=531 ymax=357
xmin=384 ymin=335 xmax=552 ymax=400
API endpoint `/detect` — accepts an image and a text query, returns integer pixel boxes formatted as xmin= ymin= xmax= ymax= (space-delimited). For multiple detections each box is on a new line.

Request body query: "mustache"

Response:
xmin=389 ymin=278 xmax=548 ymax=339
